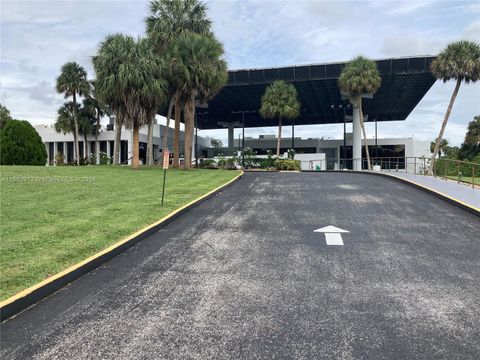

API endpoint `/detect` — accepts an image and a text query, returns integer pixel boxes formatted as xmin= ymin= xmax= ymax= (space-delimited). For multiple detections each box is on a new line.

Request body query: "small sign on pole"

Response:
xmin=163 ymin=150 xmax=170 ymax=170
xmin=161 ymin=150 xmax=169 ymax=206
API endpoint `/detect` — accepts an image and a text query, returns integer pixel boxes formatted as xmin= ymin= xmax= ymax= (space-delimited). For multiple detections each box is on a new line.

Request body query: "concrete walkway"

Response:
xmin=380 ymin=171 xmax=480 ymax=210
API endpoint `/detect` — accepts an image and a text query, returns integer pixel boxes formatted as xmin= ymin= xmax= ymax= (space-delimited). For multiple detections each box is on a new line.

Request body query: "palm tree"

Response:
xmin=430 ymin=138 xmax=449 ymax=157
xmin=78 ymin=101 xmax=98 ymax=159
xmin=429 ymin=40 xmax=480 ymax=174
xmin=167 ymin=32 xmax=228 ymax=169
xmin=56 ymin=62 xmax=90 ymax=165
xmin=338 ymin=56 xmax=381 ymax=171
xmin=260 ymin=80 xmax=300 ymax=158
xmin=55 ymin=102 xmax=77 ymax=135
xmin=83 ymin=83 xmax=109 ymax=160
xmin=95 ymin=35 xmax=166 ymax=169
xmin=93 ymin=34 xmax=134 ymax=165
xmin=146 ymin=0 xmax=212 ymax=167
xmin=55 ymin=102 xmax=79 ymax=162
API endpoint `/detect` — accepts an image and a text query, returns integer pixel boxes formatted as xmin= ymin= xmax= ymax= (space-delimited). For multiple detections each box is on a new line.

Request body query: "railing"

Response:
xmin=337 ymin=157 xmax=479 ymax=188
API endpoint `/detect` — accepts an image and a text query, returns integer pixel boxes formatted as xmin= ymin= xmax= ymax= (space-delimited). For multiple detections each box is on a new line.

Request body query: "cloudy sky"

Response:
xmin=1 ymin=0 xmax=479 ymax=145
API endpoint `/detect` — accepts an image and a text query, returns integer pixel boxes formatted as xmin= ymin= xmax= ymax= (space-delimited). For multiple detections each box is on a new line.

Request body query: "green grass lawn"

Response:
xmin=0 ymin=166 xmax=240 ymax=300
xmin=444 ymin=175 xmax=480 ymax=185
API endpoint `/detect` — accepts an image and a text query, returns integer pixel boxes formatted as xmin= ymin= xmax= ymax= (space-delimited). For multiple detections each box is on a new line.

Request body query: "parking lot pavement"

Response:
xmin=1 ymin=172 xmax=479 ymax=359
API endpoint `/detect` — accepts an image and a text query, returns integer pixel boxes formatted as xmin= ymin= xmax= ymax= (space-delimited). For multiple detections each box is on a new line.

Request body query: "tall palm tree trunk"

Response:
xmin=276 ymin=117 xmax=282 ymax=158
xmin=132 ymin=122 xmax=140 ymax=169
xmin=72 ymin=93 xmax=80 ymax=166
xmin=113 ymin=117 xmax=122 ymax=165
xmin=147 ymin=118 xmax=154 ymax=165
xmin=183 ymin=97 xmax=195 ymax=169
xmin=173 ymin=94 xmax=181 ymax=168
xmin=162 ymin=96 xmax=175 ymax=152
xmin=359 ymin=101 xmax=372 ymax=171
xmin=83 ymin=134 xmax=88 ymax=160
xmin=84 ymin=134 xmax=88 ymax=161
xmin=95 ymin=116 xmax=100 ymax=143
xmin=95 ymin=114 xmax=100 ymax=165
xmin=428 ymin=78 xmax=461 ymax=175
xmin=72 ymin=131 xmax=77 ymax=164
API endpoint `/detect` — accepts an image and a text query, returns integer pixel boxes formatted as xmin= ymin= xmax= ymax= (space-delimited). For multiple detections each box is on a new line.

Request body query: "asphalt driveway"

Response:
xmin=1 ymin=172 xmax=479 ymax=359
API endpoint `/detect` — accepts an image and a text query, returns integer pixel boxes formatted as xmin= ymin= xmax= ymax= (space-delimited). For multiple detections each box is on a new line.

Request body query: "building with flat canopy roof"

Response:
xmin=190 ymin=56 xmax=437 ymax=170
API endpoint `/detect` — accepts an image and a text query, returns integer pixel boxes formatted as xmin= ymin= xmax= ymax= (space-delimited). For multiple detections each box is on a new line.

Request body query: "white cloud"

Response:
xmin=1 ymin=0 xmax=479 ymax=146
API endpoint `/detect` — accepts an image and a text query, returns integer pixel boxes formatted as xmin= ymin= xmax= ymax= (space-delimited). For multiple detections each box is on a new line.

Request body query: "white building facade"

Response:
xmin=233 ymin=134 xmax=430 ymax=170
xmin=35 ymin=122 xmax=210 ymax=166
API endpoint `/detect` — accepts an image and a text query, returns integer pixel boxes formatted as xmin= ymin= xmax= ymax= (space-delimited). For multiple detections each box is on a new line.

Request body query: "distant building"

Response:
xmin=35 ymin=121 xmax=210 ymax=165
xmin=227 ymin=134 xmax=430 ymax=170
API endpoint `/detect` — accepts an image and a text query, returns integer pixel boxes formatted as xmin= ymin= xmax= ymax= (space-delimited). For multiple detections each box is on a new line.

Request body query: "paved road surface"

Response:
xmin=2 ymin=172 xmax=479 ymax=359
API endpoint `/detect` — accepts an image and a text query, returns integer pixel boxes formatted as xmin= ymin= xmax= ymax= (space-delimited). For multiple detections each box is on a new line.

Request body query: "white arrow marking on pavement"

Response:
xmin=314 ymin=225 xmax=350 ymax=246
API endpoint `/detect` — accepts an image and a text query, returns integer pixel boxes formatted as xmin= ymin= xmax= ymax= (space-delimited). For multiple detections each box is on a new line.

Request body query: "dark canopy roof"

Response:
xmin=194 ymin=56 xmax=436 ymax=130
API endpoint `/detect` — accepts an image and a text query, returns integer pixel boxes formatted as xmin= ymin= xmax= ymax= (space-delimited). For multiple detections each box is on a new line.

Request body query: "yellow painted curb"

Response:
xmin=0 ymin=170 xmax=243 ymax=312
xmin=377 ymin=172 xmax=479 ymax=213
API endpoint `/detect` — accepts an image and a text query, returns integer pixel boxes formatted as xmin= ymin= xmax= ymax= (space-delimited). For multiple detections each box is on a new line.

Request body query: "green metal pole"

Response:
xmin=161 ymin=169 xmax=167 ymax=206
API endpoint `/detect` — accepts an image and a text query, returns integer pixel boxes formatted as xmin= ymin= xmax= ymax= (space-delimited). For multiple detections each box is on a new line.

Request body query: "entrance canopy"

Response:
xmin=194 ymin=56 xmax=436 ymax=130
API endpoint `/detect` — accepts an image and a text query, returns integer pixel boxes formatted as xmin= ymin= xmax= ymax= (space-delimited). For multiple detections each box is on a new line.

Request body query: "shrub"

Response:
xmin=0 ymin=120 xmax=47 ymax=165
xmin=217 ymin=155 xmax=227 ymax=169
xmin=275 ymin=159 xmax=301 ymax=171
xmin=199 ymin=159 xmax=216 ymax=169
xmin=266 ymin=150 xmax=275 ymax=168
xmin=287 ymin=148 xmax=296 ymax=160
xmin=225 ymin=157 xmax=237 ymax=169
xmin=89 ymin=153 xmax=96 ymax=165
xmin=99 ymin=151 xmax=110 ymax=165
xmin=55 ymin=152 xmax=65 ymax=165
xmin=242 ymin=147 xmax=257 ymax=168
xmin=79 ymin=157 xmax=90 ymax=166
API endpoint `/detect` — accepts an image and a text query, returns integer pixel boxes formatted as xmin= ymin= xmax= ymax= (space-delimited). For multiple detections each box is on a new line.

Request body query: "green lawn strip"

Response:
xmin=444 ymin=175 xmax=480 ymax=185
xmin=0 ymin=166 xmax=240 ymax=300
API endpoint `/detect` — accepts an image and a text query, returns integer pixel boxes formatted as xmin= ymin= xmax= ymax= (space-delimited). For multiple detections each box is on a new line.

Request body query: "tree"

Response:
xmin=55 ymin=102 xmax=78 ymax=162
xmin=0 ymin=120 xmax=47 ymax=165
xmin=167 ymin=32 xmax=227 ymax=169
xmin=56 ymin=62 xmax=90 ymax=166
xmin=210 ymin=138 xmax=223 ymax=148
xmin=459 ymin=115 xmax=480 ymax=161
xmin=94 ymin=34 xmax=166 ymax=169
xmin=430 ymin=138 xmax=449 ymax=157
xmin=464 ymin=115 xmax=480 ymax=145
xmin=78 ymin=102 xmax=97 ymax=158
xmin=83 ymin=84 xmax=109 ymax=161
xmin=0 ymin=103 xmax=12 ymax=129
xmin=146 ymin=0 xmax=213 ymax=168
xmin=260 ymin=80 xmax=300 ymax=158
xmin=338 ymin=56 xmax=381 ymax=171
xmin=93 ymin=34 xmax=132 ymax=165
xmin=429 ymin=40 xmax=480 ymax=175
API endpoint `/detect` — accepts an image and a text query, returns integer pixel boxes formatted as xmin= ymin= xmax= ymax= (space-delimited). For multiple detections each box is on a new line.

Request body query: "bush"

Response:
xmin=199 ymin=159 xmax=216 ymax=169
xmin=55 ymin=152 xmax=65 ymax=165
xmin=275 ymin=159 xmax=301 ymax=171
xmin=266 ymin=150 xmax=275 ymax=168
xmin=0 ymin=120 xmax=47 ymax=165
xmin=99 ymin=151 xmax=110 ymax=165
xmin=242 ymin=147 xmax=257 ymax=168
xmin=89 ymin=153 xmax=96 ymax=165
xmin=287 ymin=148 xmax=296 ymax=160
xmin=79 ymin=157 xmax=90 ymax=166
xmin=225 ymin=157 xmax=237 ymax=169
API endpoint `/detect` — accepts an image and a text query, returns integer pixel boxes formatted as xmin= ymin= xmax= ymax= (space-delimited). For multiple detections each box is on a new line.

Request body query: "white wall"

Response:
xmin=295 ymin=153 xmax=326 ymax=171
